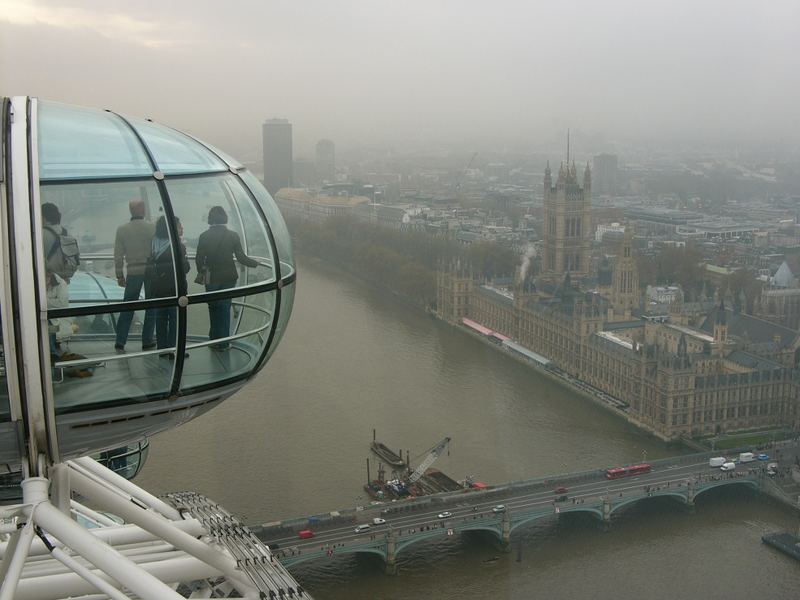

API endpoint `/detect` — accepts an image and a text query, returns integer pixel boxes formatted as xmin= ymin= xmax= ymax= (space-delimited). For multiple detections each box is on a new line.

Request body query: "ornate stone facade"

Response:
xmin=610 ymin=227 xmax=639 ymax=319
xmin=436 ymin=264 xmax=799 ymax=441
xmin=542 ymin=162 xmax=592 ymax=280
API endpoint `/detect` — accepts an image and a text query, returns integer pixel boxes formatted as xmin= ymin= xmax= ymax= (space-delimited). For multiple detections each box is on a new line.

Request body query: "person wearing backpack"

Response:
xmin=113 ymin=198 xmax=156 ymax=353
xmin=42 ymin=203 xmax=80 ymax=282
xmin=147 ymin=216 xmax=189 ymax=355
xmin=42 ymin=203 xmax=77 ymax=360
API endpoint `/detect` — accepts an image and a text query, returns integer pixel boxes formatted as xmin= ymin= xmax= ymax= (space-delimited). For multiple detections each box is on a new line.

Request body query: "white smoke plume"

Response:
xmin=518 ymin=243 xmax=536 ymax=284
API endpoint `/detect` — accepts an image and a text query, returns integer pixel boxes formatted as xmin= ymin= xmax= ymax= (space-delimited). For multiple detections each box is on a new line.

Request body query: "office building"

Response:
xmin=315 ymin=139 xmax=335 ymax=184
xmin=592 ymin=153 xmax=618 ymax=196
xmin=262 ymin=118 xmax=293 ymax=196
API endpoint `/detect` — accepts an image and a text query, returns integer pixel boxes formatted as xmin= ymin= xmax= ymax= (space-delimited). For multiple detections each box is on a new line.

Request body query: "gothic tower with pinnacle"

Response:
xmin=611 ymin=224 xmax=639 ymax=318
xmin=542 ymin=159 xmax=592 ymax=280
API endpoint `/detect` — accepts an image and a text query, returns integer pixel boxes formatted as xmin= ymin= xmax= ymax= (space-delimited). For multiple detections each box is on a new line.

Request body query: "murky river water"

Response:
xmin=137 ymin=256 xmax=800 ymax=599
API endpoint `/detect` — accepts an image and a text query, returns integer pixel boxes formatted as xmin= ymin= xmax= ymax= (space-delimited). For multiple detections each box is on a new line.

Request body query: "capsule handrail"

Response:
xmin=52 ymin=320 xmax=273 ymax=369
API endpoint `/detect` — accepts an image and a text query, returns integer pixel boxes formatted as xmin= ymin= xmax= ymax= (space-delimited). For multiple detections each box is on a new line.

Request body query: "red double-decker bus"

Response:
xmin=606 ymin=463 xmax=652 ymax=479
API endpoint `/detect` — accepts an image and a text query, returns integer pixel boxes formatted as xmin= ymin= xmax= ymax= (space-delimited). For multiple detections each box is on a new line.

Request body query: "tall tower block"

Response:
xmin=262 ymin=118 xmax=293 ymax=196
xmin=315 ymin=139 xmax=336 ymax=184
xmin=542 ymin=160 xmax=592 ymax=279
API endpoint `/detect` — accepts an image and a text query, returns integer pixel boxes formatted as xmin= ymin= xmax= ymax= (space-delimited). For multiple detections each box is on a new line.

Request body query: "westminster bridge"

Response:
xmin=256 ymin=443 xmax=799 ymax=574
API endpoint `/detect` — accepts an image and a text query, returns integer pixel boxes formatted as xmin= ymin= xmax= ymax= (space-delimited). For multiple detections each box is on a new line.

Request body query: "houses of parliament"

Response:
xmin=436 ymin=161 xmax=799 ymax=441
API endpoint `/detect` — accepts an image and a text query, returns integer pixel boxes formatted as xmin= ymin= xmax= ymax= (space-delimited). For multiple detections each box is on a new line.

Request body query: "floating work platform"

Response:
xmin=365 ymin=468 xmax=467 ymax=500
xmin=762 ymin=532 xmax=800 ymax=561
xmin=370 ymin=441 xmax=407 ymax=469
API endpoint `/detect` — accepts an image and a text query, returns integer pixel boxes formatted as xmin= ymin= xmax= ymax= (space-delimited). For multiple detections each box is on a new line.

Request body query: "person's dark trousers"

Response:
xmin=115 ymin=274 xmax=155 ymax=349
xmin=206 ymin=281 xmax=234 ymax=348
xmin=155 ymin=306 xmax=177 ymax=350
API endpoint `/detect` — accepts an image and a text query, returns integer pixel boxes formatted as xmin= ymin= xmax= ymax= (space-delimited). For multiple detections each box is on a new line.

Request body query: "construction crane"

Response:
xmin=455 ymin=152 xmax=478 ymax=193
xmin=408 ymin=437 xmax=452 ymax=484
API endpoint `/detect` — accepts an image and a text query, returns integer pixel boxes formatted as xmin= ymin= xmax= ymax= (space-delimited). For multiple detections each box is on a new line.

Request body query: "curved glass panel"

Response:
xmin=181 ymin=290 xmax=276 ymax=390
xmin=40 ymin=180 xmax=175 ymax=315
xmin=51 ymin=322 xmax=174 ymax=414
xmin=127 ymin=117 xmax=227 ymax=175
xmin=94 ymin=440 xmax=149 ymax=480
xmin=27 ymin=99 xmax=296 ymax=460
xmin=38 ymin=102 xmax=152 ymax=180
xmin=199 ymin=140 xmax=243 ymax=170
xmin=264 ymin=281 xmax=295 ymax=363
xmin=239 ymin=170 xmax=294 ymax=267
xmin=166 ymin=174 xmax=275 ymax=291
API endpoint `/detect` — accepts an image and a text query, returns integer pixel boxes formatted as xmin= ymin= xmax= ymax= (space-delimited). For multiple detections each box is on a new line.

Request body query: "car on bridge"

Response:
xmin=354 ymin=524 xmax=371 ymax=533
xmin=437 ymin=511 xmax=452 ymax=519
xmin=553 ymin=486 xmax=568 ymax=494
xmin=491 ymin=505 xmax=506 ymax=513
xmin=757 ymin=453 xmax=770 ymax=461
xmin=372 ymin=517 xmax=386 ymax=525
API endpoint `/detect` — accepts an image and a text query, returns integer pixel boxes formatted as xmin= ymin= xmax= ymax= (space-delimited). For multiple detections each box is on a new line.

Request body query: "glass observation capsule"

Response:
xmin=0 ymin=97 xmax=295 ymax=468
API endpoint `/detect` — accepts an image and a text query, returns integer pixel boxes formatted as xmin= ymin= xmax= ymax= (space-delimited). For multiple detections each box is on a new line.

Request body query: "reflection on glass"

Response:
xmin=181 ymin=291 xmax=275 ymax=390
xmin=94 ymin=441 xmax=150 ymax=480
xmin=239 ymin=171 xmax=294 ymax=267
xmin=264 ymin=282 xmax=295 ymax=363
xmin=38 ymin=101 xmax=152 ymax=181
xmin=167 ymin=174 xmax=275 ymax=291
xmin=127 ymin=117 xmax=227 ymax=175
xmin=40 ymin=180 xmax=167 ymax=309
xmin=52 ymin=344 xmax=173 ymax=413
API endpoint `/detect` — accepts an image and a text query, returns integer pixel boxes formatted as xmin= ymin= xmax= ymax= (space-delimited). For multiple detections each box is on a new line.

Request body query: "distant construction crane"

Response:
xmin=408 ymin=437 xmax=452 ymax=484
xmin=455 ymin=152 xmax=478 ymax=193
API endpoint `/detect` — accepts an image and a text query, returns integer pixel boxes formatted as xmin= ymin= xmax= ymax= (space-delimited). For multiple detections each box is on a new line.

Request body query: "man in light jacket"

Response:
xmin=113 ymin=198 xmax=155 ymax=353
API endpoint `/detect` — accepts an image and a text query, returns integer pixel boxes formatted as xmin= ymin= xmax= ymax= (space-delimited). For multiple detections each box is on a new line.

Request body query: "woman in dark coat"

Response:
xmin=148 ymin=216 xmax=190 ymax=351
xmin=195 ymin=206 xmax=258 ymax=349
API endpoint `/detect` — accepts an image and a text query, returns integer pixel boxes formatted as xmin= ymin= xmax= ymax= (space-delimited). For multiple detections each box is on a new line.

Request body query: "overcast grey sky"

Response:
xmin=2 ymin=0 xmax=799 ymax=160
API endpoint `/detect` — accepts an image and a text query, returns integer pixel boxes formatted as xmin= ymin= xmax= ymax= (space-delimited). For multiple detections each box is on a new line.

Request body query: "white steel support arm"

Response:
xmin=13 ymin=555 xmax=225 ymax=600
xmin=68 ymin=467 xmax=253 ymax=592
xmin=0 ymin=516 xmax=205 ymax=558
xmin=49 ymin=546 xmax=132 ymax=600
xmin=30 ymin=499 xmax=185 ymax=600
xmin=0 ymin=518 xmax=36 ymax=600
xmin=72 ymin=456 xmax=181 ymax=520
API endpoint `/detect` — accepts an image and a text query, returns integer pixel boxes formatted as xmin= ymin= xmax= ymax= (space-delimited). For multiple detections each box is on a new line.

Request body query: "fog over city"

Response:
xmin=2 ymin=0 xmax=799 ymax=160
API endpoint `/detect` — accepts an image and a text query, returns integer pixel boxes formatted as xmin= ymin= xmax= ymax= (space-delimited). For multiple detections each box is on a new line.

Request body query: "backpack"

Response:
xmin=45 ymin=225 xmax=80 ymax=282
xmin=145 ymin=244 xmax=176 ymax=297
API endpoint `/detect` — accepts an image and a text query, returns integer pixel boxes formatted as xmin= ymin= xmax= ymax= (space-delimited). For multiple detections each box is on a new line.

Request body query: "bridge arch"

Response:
xmin=694 ymin=478 xmax=759 ymax=499
xmin=609 ymin=492 xmax=688 ymax=515
xmin=507 ymin=507 xmax=602 ymax=534
xmin=395 ymin=528 xmax=462 ymax=555
xmin=281 ymin=546 xmax=387 ymax=568
xmin=457 ymin=523 xmax=504 ymax=538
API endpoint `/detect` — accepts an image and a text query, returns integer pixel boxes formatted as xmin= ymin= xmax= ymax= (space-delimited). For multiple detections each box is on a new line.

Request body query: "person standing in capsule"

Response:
xmin=195 ymin=206 xmax=258 ymax=350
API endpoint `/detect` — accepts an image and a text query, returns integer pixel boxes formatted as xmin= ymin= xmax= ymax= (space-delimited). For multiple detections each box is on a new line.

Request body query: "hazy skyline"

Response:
xmin=2 ymin=0 xmax=799 ymax=161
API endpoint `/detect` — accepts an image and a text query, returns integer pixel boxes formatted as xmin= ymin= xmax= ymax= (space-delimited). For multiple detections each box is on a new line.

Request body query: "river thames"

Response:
xmin=137 ymin=256 xmax=800 ymax=599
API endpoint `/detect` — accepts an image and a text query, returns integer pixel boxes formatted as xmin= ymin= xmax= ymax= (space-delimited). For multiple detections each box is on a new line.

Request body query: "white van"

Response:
xmin=720 ymin=462 xmax=736 ymax=472
xmin=739 ymin=452 xmax=755 ymax=463
xmin=354 ymin=524 xmax=371 ymax=533
xmin=709 ymin=457 xmax=726 ymax=467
